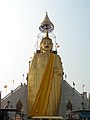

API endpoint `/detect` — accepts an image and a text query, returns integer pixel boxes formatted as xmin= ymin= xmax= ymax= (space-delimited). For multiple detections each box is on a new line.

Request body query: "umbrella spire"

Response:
xmin=39 ymin=12 xmax=54 ymax=33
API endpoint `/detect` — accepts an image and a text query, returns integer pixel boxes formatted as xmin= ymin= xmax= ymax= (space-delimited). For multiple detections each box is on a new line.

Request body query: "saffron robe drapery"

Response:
xmin=28 ymin=53 xmax=63 ymax=116
xmin=30 ymin=53 xmax=55 ymax=116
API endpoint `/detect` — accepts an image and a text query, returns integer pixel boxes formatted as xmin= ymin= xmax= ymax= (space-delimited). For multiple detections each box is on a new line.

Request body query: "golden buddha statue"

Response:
xmin=27 ymin=13 xmax=63 ymax=116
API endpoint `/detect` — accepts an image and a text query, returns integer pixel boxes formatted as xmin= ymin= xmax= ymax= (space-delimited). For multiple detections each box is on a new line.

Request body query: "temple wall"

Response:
xmin=59 ymin=80 xmax=84 ymax=118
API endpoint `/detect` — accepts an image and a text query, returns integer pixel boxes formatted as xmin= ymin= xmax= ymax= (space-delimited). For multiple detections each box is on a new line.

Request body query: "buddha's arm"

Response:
xmin=54 ymin=55 xmax=63 ymax=76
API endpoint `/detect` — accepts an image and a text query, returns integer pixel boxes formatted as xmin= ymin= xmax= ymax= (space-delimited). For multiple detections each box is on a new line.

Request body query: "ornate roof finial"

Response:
xmin=39 ymin=12 xmax=54 ymax=33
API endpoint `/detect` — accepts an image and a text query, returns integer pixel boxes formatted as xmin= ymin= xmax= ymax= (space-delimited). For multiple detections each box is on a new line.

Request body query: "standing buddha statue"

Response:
xmin=27 ymin=12 xmax=63 ymax=116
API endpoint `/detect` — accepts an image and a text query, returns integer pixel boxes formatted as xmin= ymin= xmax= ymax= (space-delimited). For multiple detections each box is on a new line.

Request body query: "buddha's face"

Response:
xmin=40 ymin=39 xmax=53 ymax=53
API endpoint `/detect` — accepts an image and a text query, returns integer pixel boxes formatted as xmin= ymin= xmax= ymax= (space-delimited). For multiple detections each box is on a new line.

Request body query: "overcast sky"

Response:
xmin=0 ymin=0 xmax=90 ymax=98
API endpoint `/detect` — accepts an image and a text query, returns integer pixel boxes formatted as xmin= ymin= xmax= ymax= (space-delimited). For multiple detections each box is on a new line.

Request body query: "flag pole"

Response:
xmin=12 ymin=80 xmax=14 ymax=91
xmin=4 ymin=85 xmax=7 ymax=96
xmin=23 ymin=74 xmax=24 ymax=84
xmin=82 ymin=84 xmax=85 ymax=93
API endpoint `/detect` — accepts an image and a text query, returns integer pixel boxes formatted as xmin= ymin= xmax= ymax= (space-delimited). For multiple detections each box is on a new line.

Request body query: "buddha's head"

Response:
xmin=40 ymin=31 xmax=53 ymax=53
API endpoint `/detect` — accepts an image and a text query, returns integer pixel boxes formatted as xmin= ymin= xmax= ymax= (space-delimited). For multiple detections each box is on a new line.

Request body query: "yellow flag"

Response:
xmin=4 ymin=85 xmax=7 ymax=88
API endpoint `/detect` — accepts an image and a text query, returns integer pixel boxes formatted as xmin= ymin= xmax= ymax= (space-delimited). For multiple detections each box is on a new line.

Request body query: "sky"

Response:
xmin=0 ymin=0 xmax=90 ymax=98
